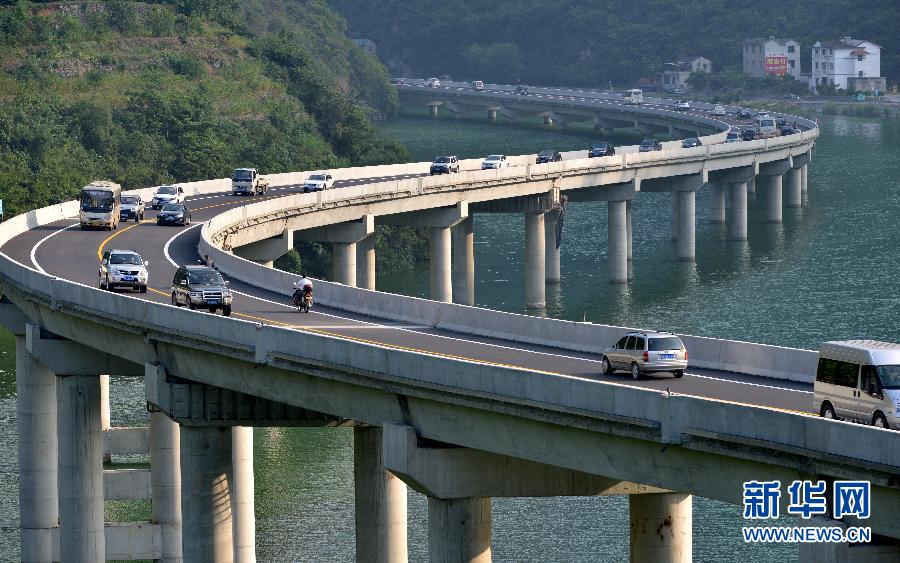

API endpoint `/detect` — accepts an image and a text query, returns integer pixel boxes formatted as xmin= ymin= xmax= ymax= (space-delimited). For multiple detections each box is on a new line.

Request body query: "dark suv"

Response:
xmin=171 ymin=265 xmax=233 ymax=316
xmin=430 ymin=156 xmax=460 ymax=175
xmin=639 ymin=138 xmax=663 ymax=152
xmin=514 ymin=85 xmax=529 ymax=95
xmin=588 ymin=142 xmax=615 ymax=157
xmin=536 ymin=150 xmax=562 ymax=164
xmin=741 ymin=128 xmax=759 ymax=141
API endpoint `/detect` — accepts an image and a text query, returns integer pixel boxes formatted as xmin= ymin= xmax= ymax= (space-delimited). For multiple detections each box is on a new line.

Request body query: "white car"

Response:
xmin=99 ymin=248 xmax=148 ymax=293
xmin=426 ymin=77 xmax=441 ymax=88
xmin=711 ymin=104 xmax=727 ymax=116
xmin=303 ymin=172 xmax=335 ymax=193
xmin=151 ymin=185 xmax=184 ymax=209
xmin=674 ymin=100 xmax=691 ymax=111
xmin=471 ymin=80 xmax=484 ymax=90
xmin=481 ymin=154 xmax=508 ymax=169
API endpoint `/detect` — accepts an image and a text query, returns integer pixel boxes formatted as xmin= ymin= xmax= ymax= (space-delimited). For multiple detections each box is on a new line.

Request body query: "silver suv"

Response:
xmin=100 ymin=249 xmax=148 ymax=293
xmin=601 ymin=331 xmax=688 ymax=380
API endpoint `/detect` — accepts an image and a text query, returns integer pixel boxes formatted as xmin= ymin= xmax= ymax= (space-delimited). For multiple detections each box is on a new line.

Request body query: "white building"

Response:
xmin=661 ymin=56 xmax=712 ymax=92
xmin=811 ymin=38 xmax=883 ymax=92
xmin=742 ymin=37 xmax=801 ymax=80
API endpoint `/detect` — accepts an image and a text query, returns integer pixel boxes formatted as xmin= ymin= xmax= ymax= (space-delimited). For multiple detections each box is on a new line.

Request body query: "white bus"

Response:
xmin=624 ymin=89 xmax=644 ymax=105
xmin=80 ymin=181 xmax=122 ymax=231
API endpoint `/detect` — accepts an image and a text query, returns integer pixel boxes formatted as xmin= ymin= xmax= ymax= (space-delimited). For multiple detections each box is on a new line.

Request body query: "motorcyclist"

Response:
xmin=297 ymin=273 xmax=313 ymax=294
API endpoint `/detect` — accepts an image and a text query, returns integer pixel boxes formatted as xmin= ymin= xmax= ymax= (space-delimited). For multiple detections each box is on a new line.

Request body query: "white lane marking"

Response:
xmin=31 ymin=223 xmax=79 ymax=273
xmin=163 ymin=223 xmax=203 ymax=266
xmin=688 ymin=372 xmax=812 ymax=393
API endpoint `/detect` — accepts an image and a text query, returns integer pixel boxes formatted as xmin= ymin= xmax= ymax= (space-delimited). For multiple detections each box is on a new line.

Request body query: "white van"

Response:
xmin=813 ymin=340 xmax=900 ymax=429
xmin=756 ymin=116 xmax=778 ymax=138
xmin=624 ymin=89 xmax=643 ymax=105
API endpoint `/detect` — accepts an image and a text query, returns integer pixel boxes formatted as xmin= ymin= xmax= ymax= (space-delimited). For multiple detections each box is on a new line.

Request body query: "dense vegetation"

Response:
xmin=328 ymin=0 xmax=899 ymax=90
xmin=0 ymin=0 xmax=408 ymax=218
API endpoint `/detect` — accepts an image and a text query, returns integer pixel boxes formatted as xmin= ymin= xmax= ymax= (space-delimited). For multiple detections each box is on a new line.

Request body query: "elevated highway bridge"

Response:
xmin=2 ymin=82 xmax=897 ymax=563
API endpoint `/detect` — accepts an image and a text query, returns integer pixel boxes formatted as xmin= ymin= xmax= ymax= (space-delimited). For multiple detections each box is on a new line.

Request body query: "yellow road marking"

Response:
xmin=96 ymin=223 xmax=143 ymax=261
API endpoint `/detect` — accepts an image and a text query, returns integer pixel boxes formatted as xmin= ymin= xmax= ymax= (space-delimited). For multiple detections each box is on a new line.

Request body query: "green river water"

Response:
xmin=1 ymin=112 xmax=898 ymax=561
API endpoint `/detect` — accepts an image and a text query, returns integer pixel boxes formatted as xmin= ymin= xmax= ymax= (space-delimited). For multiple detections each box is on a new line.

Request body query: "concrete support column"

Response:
xmin=429 ymin=105 xmax=438 ymax=118
xmin=452 ymin=217 xmax=475 ymax=306
xmin=524 ymin=212 xmax=546 ymax=308
xmin=543 ymin=114 xmax=552 ymax=126
xmin=232 ymin=427 xmax=255 ymax=563
xmin=151 ymin=412 xmax=182 ymax=563
xmin=801 ymin=164 xmax=808 ymax=200
xmin=487 ymin=109 xmax=497 ymax=121
xmin=57 ymin=375 xmax=105 ymax=562
xmin=786 ymin=168 xmax=802 ymax=208
xmin=608 ymin=200 xmax=628 ymax=283
xmin=747 ymin=176 xmax=756 ymax=196
xmin=100 ymin=374 xmax=111 ymax=463
xmin=358 ymin=235 xmax=376 ymax=291
xmin=670 ymin=192 xmax=679 ymax=240
xmin=333 ymin=242 xmax=357 ymax=287
xmin=544 ymin=209 xmax=561 ymax=282
xmin=625 ymin=201 xmax=633 ymax=261
xmin=430 ymin=227 xmax=452 ymax=303
xmin=354 ymin=427 xmax=408 ymax=563
xmin=428 ymin=497 xmax=491 ymax=563
xmin=181 ymin=426 xmax=234 ymax=563
xmin=630 ymin=493 xmax=692 ymax=563
xmin=729 ymin=182 xmax=748 ymax=241
xmin=766 ymin=175 xmax=783 ymax=223
xmin=677 ymin=191 xmax=696 ymax=261
xmin=708 ymin=184 xmax=726 ymax=224
xmin=16 ymin=335 xmax=58 ymax=563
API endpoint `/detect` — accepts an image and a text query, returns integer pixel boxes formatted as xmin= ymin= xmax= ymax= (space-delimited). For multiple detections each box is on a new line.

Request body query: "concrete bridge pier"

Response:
xmin=294 ymin=216 xmax=375 ymax=287
xmin=429 ymin=103 xmax=440 ymax=118
xmin=379 ymin=203 xmax=468 ymax=303
xmin=630 ymin=493 xmax=692 ymax=563
xmin=150 ymin=410 xmax=183 ymax=563
xmin=729 ymin=182 xmax=748 ymax=241
xmin=358 ymin=234 xmax=377 ymax=290
xmin=57 ymin=374 xmax=106 ymax=561
xmin=452 ymin=217 xmax=475 ymax=306
xmin=15 ymin=331 xmax=58 ymax=562
xmin=543 ymin=114 xmax=553 ymax=126
xmin=525 ymin=211 xmax=547 ymax=307
xmin=766 ymin=176 xmax=783 ymax=223
xmin=232 ymin=427 xmax=256 ymax=563
xmin=670 ymin=193 xmax=679 ymax=240
xmin=608 ymin=200 xmax=628 ymax=283
xmin=429 ymin=497 xmax=492 ymax=563
xmin=801 ymin=164 xmax=809 ymax=204
xmin=747 ymin=176 xmax=756 ymax=196
xmin=708 ymin=184 xmax=726 ymax=224
xmin=676 ymin=191 xmax=696 ymax=261
xmin=333 ymin=242 xmax=358 ymax=287
xmin=354 ymin=426 xmax=408 ymax=563
xmin=487 ymin=109 xmax=497 ymax=121
xmin=626 ymin=201 xmax=633 ymax=261
xmin=545 ymin=208 xmax=561 ymax=282
xmin=786 ymin=167 xmax=802 ymax=208
xmin=181 ymin=426 xmax=234 ymax=563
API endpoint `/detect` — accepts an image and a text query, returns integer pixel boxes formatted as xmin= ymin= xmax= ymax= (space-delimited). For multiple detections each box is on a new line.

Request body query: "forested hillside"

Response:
xmin=0 ymin=0 xmax=408 ymax=217
xmin=328 ymin=0 xmax=899 ymax=88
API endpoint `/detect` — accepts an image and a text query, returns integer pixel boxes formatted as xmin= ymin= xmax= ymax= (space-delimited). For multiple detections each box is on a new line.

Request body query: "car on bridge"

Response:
xmin=120 ymin=194 xmax=145 ymax=223
xmin=481 ymin=154 xmax=509 ymax=169
xmin=430 ymin=155 xmax=459 ymax=174
xmin=156 ymin=202 xmax=191 ymax=226
xmin=725 ymin=130 xmax=742 ymax=143
xmin=171 ymin=265 xmax=232 ymax=316
xmin=151 ymin=185 xmax=184 ymax=209
xmin=99 ymin=249 xmax=148 ymax=293
xmin=741 ymin=128 xmax=758 ymax=141
xmin=601 ymin=331 xmax=687 ymax=380
xmin=470 ymin=80 xmax=484 ymax=90
xmin=814 ymin=340 xmax=900 ymax=430
xmin=736 ymin=108 xmax=753 ymax=120
xmin=674 ymin=100 xmax=691 ymax=111
xmin=426 ymin=77 xmax=441 ymax=88
xmin=639 ymin=138 xmax=663 ymax=152
xmin=513 ymin=85 xmax=529 ymax=95
xmin=681 ymin=137 xmax=702 ymax=148
xmin=535 ymin=150 xmax=562 ymax=164
xmin=390 ymin=78 xmax=406 ymax=86
xmin=710 ymin=104 xmax=727 ymax=116
xmin=303 ymin=172 xmax=335 ymax=192
xmin=780 ymin=124 xmax=799 ymax=136
xmin=588 ymin=142 xmax=615 ymax=157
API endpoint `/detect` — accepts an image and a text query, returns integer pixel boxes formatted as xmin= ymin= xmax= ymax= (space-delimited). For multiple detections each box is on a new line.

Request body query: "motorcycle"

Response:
xmin=292 ymin=282 xmax=313 ymax=313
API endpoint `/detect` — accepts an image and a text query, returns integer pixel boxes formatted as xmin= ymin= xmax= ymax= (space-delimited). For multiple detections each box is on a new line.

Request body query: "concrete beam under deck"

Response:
xmin=26 ymin=323 xmax=143 ymax=376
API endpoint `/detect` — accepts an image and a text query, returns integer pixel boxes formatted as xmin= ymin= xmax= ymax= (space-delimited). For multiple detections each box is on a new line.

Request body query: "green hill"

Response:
xmin=0 ymin=0 xmax=408 ymax=217
xmin=327 ymin=0 xmax=899 ymax=89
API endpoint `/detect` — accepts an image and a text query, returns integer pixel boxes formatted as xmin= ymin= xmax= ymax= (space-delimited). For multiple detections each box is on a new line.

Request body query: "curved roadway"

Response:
xmin=1 ymin=85 xmax=816 ymax=417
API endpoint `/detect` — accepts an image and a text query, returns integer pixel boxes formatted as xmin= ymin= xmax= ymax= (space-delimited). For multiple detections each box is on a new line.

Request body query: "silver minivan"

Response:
xmin=813 ymin=340 xmax=900 ymax=429
xmin=601 ymin=331 xmax=688 ymax=380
